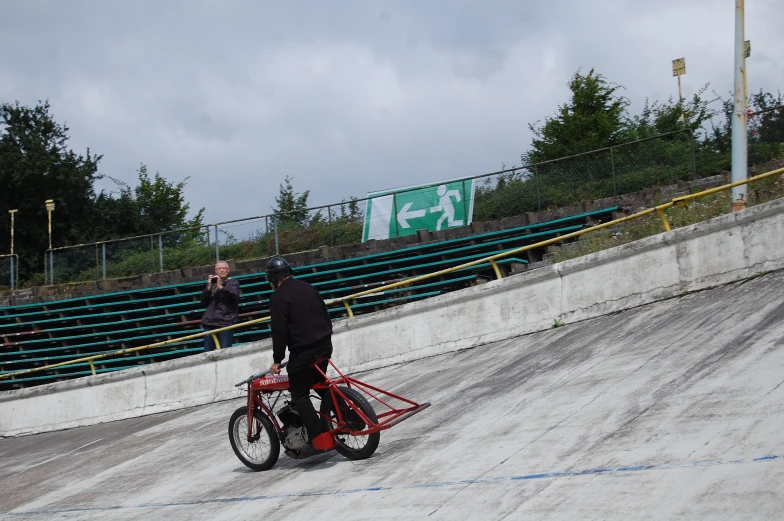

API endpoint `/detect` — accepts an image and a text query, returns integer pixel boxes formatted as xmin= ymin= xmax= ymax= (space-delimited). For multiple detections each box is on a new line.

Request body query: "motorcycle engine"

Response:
xmin=283 ymin=426 xmax=309 ymax=451
xmin=278 ymin=404 xmax=308 ymax=451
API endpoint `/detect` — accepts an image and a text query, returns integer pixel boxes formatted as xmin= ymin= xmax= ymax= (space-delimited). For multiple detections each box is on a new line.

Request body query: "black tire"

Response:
xmin=320 ymin=386 xmax=380 ymax=460
xmin=228 ymin=406 xmax=280 ymax=471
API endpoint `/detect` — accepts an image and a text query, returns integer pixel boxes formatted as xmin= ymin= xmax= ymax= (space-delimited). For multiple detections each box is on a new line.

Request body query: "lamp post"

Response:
xmin=9 ymin=209 xmax=17 ymax=291
xmin=672 ymin=57 xmax=686 ymax=124
xmin=9 ymin=209 xmax=17 ymax=255
xmin=45 ymin=199 xmax=55 ymax=285
xmin=45 ymin=199 xmax=55 ymax=249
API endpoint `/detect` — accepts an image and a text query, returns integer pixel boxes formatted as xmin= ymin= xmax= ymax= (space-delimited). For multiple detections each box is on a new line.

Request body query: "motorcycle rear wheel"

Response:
xmin=320 ymin=386 xmax=380 ymax=460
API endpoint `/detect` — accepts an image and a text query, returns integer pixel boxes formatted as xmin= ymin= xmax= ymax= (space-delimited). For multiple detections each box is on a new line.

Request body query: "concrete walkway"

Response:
xmin=2 ymin=270 xmax=783 ymax=520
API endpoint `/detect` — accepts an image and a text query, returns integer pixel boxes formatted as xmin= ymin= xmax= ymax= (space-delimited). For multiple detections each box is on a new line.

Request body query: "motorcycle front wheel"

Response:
xmin=228 ymin=406 xmax=280 ymax=471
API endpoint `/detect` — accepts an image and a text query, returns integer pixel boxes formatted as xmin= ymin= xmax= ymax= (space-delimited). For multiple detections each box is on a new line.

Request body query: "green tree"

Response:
xmin=703 ymin=89 xmax=783 ymax=172
xmin=337 ymin=197 xmax=362 ymax=223
xmin=628 ymin=84 xmax=716 ymax=140
xmin=91 ymin=164 xmax=204 ymax=240
xmin=133 ymin=164 xmax=203 ymax=234
xmin=0 ymin=100 xmax=102 ymax=279
xmin=524 ymin=68 xmax=630 ymax=164
xmin=91 ymin=178 xmax=140 ymax=239
xmin=272 ymin=175 xmax=310 ymax=226
xmin=748 ymin=90 xmax=784 ymax=145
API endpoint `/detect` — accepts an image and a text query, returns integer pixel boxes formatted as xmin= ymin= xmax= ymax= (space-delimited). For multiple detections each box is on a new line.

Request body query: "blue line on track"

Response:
xmin=5 ymin=453 xmax=782 ymax=516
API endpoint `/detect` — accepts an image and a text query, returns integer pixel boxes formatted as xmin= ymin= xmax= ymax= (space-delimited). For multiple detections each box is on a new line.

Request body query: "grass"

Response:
xmin=548 ymin=167 xmax=784 ymax=264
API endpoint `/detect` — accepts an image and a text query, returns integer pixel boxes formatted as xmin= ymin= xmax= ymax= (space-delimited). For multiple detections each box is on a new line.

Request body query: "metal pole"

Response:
xmin=677 ymin=74 xmax=685 ymax=124
xmin=534 ymin=164 xmax=541 ymax=211
xmin=214 ymin=224 xmax=220 ymax=262
xmin=610 ymin=148 xmax=617 ymax=196
xmin=731 ymin=0 xmax=748 ymax=209
xmin=462 ymin=180 xmax=469 ymax=223
xmin=264 ymin=216 xmax=269 ymax=255
xmin=391 ymin=193 xmax=399 ymax=238
xmin=689 ymin=129 xmax=697 ymax=181
xmin=328 ymin=205 xmax=334 ymax=246
xmin=205 ymin=226 xmax=211 ymax=263
xmin=102 ymin=243 xmax=106 ymax=280
xmin=274 ymin=216 xmax=279 ymax=255
xmin=9 ymin=209 xmax=16 ymax=256
xmin=9 ymin=209 xmax=16 ymax=291
xmin=45 ymin=199 xmax=55 ymax=284
xmin=159 ymin=234 xmax=164 ymax=272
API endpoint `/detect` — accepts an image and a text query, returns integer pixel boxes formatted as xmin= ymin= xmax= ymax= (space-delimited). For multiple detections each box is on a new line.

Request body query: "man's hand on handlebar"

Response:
xmin=270 ymin=362 xmax=282 ymax=375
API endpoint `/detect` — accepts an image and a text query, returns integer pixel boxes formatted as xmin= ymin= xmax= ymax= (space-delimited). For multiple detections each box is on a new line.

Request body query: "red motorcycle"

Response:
xmin=229 ymin=358 xmax=431 ymax=471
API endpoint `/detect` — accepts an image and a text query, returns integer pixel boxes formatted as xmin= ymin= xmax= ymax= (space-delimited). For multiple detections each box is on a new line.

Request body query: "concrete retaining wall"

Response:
xmin=3 ymin=197 xmax=784 ymax=437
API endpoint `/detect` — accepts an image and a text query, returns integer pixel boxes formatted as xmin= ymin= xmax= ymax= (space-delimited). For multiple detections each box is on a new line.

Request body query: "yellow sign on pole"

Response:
xmin=672 ymin=57 xmax=686 ymax=77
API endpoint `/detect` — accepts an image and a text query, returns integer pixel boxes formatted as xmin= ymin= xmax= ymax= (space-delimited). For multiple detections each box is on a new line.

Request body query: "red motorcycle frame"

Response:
xmin=229 ymin=358 xmax=430 ymax=471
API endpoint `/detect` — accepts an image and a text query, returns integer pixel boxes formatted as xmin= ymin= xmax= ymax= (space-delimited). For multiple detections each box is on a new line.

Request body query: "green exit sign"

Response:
xmin=362 ymin=179 xmax=475 ymax=242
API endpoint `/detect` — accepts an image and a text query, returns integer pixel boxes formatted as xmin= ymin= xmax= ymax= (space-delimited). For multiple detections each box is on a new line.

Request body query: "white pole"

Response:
xmin=731 ymin=0 xmax=748 ymax=209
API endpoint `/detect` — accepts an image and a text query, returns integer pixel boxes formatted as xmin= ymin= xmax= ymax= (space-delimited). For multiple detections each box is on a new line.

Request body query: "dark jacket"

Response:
xmin=269 ymin=277 xmax=333 ymax=363
xmin=201 ymin=278 xmax=241 ymax=327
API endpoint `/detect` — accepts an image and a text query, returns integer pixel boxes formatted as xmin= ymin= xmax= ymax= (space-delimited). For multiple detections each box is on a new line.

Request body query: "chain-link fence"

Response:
xmin=44 ymin=226 xmax=212 ymax=285
xmin=41 ymin=205 xmax=369 ymax=286
xmin=694 ymin=104 xmax=784 ymax=176
xmin=0 ymin=254 xmax=19 ymax=291
xmin=271 ymin=200 xmax=366 ymax=255
xmin=213 ymin=202 xmax=365 ymax=262
xmin=214 ymin=216 xmax=271 ymax=262
xmin=474 ymin=130 xmax=695 ymax=219
xmin=749 ymin=105 xmax=784 ymax=166
xmin=31 ymin=119 xmax=784 ymax=286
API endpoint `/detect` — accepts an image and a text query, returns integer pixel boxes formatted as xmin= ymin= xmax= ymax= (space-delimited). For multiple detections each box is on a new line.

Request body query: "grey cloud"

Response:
xmin=1 ymin=0 xmax=782 ymax=227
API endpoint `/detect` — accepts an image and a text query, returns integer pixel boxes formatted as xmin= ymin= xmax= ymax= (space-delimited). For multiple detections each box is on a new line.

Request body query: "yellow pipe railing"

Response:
xmin=2 ymin=166 xmax=782 ymax=382
xmin=490 ymin=260 xmax=503 ymax=280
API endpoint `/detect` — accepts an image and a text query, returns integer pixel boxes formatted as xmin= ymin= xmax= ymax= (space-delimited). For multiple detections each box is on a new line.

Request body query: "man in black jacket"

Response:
xmin=200 ymin=261 xmax=241 ymax=351
xmin=266 ymin=256 xmax=334 ymax=453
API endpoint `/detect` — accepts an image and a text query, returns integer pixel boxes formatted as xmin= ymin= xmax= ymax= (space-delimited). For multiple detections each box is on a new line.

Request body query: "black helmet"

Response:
xmin=265 ymin=256 xmax=292 ymax=285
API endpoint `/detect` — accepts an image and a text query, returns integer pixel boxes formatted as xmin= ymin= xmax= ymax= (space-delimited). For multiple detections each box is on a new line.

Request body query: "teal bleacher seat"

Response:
xmin=0 ymin=206 xmax=618 ymax=390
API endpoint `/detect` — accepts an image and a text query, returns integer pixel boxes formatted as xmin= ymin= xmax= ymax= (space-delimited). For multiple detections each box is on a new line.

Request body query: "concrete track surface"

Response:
xmin=2 ymin=270 xmax=784 ymax=520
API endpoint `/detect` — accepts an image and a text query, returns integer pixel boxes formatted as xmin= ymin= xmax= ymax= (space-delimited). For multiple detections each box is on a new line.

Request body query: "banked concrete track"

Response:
xmin=1 ymin=269 xmax=783 ymax=520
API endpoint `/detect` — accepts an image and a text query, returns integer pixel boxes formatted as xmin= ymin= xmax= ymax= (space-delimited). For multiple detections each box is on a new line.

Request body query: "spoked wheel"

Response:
xmin=228 ymin=406 xmax=280 ymax=471
xmin=320 ymin=386 xmax=380 ymax=460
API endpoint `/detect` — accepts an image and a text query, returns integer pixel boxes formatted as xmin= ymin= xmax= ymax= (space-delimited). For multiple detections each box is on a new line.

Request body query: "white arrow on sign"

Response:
xmin=396 ymin=202 xmax=426 ymax=229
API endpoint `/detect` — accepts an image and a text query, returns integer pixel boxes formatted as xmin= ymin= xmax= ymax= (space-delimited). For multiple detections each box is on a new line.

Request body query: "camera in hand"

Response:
xmin=211 ymin=276 xmax=219 ymax=284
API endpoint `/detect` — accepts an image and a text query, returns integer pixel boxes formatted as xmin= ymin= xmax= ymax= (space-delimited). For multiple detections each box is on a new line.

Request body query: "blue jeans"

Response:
xmin=203 ymin=326 xmax=234 ymax=352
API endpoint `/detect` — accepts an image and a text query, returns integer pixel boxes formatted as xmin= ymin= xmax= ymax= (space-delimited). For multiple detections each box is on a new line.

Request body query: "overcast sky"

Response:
xmin=2 ymin=0 xmax=782 ymax=226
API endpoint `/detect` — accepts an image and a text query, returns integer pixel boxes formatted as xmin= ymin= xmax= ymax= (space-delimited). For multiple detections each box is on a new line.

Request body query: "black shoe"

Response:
xmin=299 ymin=443 xmax=317 ymax=456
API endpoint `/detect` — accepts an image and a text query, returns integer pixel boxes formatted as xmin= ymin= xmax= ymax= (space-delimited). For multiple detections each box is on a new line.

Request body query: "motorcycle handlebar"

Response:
xmin=235 ymin=361 xmax=289 ymax=388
